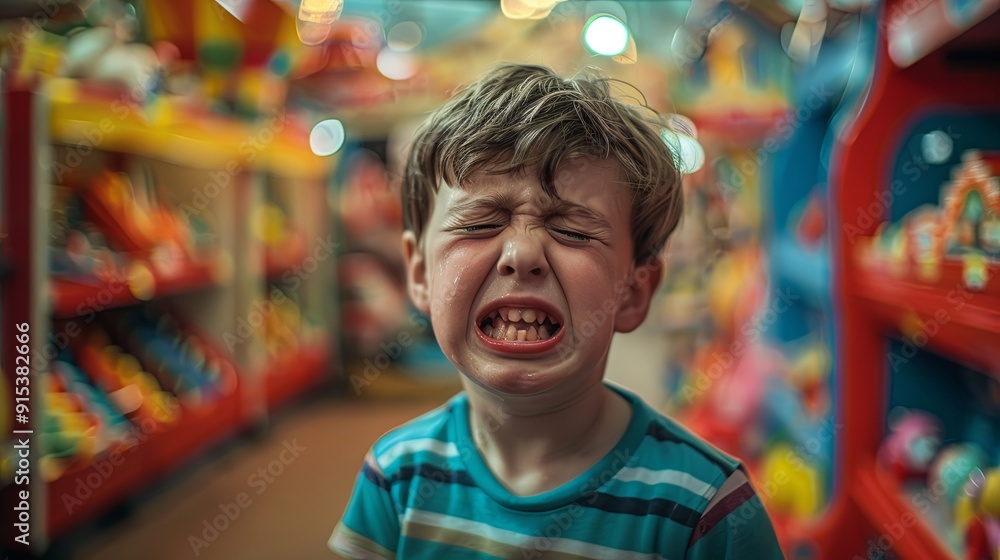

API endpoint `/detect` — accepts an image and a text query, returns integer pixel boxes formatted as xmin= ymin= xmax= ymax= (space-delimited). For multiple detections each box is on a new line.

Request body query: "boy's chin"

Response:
xmin=463 ymin=368 xmax=566 ymax=397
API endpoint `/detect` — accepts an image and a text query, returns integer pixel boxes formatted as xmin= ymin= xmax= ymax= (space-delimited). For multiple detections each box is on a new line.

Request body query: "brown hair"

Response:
xmin=401 ymin=62 xmax=683 ymax=262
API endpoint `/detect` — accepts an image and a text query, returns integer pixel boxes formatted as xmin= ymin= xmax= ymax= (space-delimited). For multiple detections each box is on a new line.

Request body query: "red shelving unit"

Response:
xmin=264 ymin=344 xmax=331 ymax=411
xmin=855 ymin=259 xmax=1000 ymax=377
xmin=825 ymin=0 xmax=1000 ymax=557
xmin=45 ymin=437 xmax=148 ymax=538
xmin=50 ymin=256 xmax=224 ymax=318
xmin=1 ymin=68 xmax=338 ymax=554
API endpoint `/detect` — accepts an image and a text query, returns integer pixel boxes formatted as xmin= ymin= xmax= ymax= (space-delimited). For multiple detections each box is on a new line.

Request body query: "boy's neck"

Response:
xmin=463 ymin=381 xmax=633 ymax=497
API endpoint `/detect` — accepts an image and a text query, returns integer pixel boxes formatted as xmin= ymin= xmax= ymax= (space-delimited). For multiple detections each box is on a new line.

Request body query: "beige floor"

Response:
xmin=71 ymin=394 xmax=449 ymax=560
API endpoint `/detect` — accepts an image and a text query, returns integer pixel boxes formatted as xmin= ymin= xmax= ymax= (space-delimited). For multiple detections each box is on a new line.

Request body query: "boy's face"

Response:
xmin=402 ymin=157 xmax=661 ymax=397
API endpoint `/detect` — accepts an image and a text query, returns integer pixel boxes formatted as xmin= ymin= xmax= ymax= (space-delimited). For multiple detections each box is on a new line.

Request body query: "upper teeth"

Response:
xmin=494 ymin=307 xmax=548 ymax=325
xmin=481 ymin=306 xmax=560 ymax=342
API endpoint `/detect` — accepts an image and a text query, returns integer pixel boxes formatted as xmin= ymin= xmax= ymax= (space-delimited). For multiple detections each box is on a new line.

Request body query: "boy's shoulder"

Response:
xmin=620 ymin=386 xmax=742 ymax=484
xmin=365 ymin=393 xmax=465 ymax=474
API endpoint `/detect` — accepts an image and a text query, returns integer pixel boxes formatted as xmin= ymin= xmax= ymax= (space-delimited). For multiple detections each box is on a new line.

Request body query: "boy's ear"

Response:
xmin=402 ymin=230 xmax=430 ymax=314
xmin=614 ymin=260 xmax=662 ymax=333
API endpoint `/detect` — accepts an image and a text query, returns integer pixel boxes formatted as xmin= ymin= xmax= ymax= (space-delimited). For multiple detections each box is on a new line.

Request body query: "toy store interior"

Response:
xmin=1 ymin=0 xmax=999 ymax=558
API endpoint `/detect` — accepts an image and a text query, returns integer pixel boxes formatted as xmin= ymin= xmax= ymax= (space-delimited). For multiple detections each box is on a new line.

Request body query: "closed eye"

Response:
xmin=461 ymin=224 xmax=503 ymax=233
xmin=551 ymin=228 xmax=591 ymax=242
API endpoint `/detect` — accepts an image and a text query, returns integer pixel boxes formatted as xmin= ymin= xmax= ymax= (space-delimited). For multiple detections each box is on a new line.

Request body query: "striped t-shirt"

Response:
xmin=329 ymin=384 xmax=784 ymax=559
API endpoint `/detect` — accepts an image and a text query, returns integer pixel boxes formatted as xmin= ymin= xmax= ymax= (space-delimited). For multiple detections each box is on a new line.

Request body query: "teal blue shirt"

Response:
xmin=330 ymin=385 xmax=784 ymax=559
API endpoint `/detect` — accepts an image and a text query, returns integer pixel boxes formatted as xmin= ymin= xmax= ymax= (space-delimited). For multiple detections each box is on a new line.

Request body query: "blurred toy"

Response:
xmin=110 ymin=310 xmax=238 ymax=407
xmin=959 ymin=468 xmax=1000 ymax=560
xmin=82 ymin=171 xmax=159 ymax=254
xmin=50 ymin=185 xmax=122 ymax=281
xmin=52 ymin=358 xmax=131 ymax=448
xmin=864 ymin=152 xmax=1000 ymax=279
xmin=762 ymin=443 xmax=824 ymax=517
xmin=73 ymin=329 xmax=180 ymax=425
xmin=930 ymin=444 xmax=989 ymax=513
xmin=786 ymin=340 xmax=831 ymax=417
xmin=877 ymin=408 xmax=943 ymax=480
xmin=939 ymin=152 xmax=1000 ymax=257
xmin=59 ymin=1 xmax=166 ymax=99
xmin=905 ymin=205 xmax=943 ymax=281
xmin=39 ymin=371 xmax=102 ymax=481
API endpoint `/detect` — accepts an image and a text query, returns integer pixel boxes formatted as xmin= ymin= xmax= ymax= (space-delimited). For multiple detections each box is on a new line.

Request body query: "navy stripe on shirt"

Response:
xmin=578 ymin=492 xmax=701 ymax=528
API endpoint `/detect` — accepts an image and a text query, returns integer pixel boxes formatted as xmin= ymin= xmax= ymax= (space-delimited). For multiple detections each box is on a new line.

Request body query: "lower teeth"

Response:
xmin=482 ymin=322 xmax=558 ymax=342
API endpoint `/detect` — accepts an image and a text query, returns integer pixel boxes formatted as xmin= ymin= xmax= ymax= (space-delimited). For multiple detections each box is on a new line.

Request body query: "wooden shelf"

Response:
xmin=854 ymin=260 xmax=1000 ymax=376
xmin=50 ymin=256 xmax=225 ymax=318
xmin=264 ymin=344 xmax=331 ymax=411
xmin=852 ymin=462 xmax=957 ymax=560
xmin=46 ymin=388 xmax=242 ymax=538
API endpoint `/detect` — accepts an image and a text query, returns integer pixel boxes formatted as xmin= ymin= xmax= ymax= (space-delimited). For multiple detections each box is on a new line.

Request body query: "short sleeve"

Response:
xmin=683 ymin=469 xmax=785 ymax=560
xmin=329 ymin=451 xmax=400 ymax=560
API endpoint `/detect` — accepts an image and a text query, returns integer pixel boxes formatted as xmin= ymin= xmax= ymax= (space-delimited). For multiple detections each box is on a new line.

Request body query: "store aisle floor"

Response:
xmin=72 ymin=395 xmax=448 ymax=560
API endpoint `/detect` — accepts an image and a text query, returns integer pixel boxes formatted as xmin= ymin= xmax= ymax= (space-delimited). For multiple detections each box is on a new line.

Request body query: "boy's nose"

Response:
xmin=496 ymin=230 xmax=549 ymax=279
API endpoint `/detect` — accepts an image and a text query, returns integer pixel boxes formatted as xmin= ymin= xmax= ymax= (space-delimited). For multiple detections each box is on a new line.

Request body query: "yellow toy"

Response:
xmin=761 ymin=443 xmax=824 ymax=518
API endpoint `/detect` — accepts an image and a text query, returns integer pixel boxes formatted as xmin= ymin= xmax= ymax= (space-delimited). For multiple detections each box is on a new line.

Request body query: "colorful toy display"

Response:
xmin=958 ymin=468 xmax=1000 ymax=560
xmin=931 ymin=444 xmax=990 ymax=515
xmin=101 ymin=309 xmax=238 ymax=407
xmin=72 ymin=328 xmax=180 ymax=425
xmin=40 ymin=372 xmax=100 ymax=481
xmin=878 ymin=408 xmax=944 ymax=481
xmin=861 ymin=151 xmax=1000 ymax=289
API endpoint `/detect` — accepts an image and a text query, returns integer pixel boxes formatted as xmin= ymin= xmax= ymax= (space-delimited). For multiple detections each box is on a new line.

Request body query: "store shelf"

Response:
xmin=852 ymin=462 xmax=956 ymax=560
xmin=50 ymin=257 xmax=224 ymax=318
xmin=141 ymin=389 xmax=243 ymax=482
xmin=854 ymin=260 xmax=1000 ymax=376
xmin=45 ymin=389 xmax=241 ymax=538
xmin=264 ymin=344 xmax=331 ymax=410
xmin=46 ymin=438 xmax=148 ymax=538
xmin=47 ymin=78 xmax=247 ymax=169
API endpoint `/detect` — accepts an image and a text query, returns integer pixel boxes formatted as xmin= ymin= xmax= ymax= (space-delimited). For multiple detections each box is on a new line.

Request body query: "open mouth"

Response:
xmin=478 ymin=307 xmax=563 ymax=342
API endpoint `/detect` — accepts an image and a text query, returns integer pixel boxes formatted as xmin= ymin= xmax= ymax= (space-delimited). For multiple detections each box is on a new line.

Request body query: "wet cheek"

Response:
xmin=429 ymin=245 xmax=489 ymax=306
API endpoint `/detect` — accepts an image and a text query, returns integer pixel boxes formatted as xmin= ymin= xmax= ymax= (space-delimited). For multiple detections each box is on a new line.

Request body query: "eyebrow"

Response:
xmin=445 ymin=192 xmax=613 ymax=230
xmin=541 ymin=198 xmax=614 ymax=229
xmin=445 ymin=192 xmax=523 ymax=217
